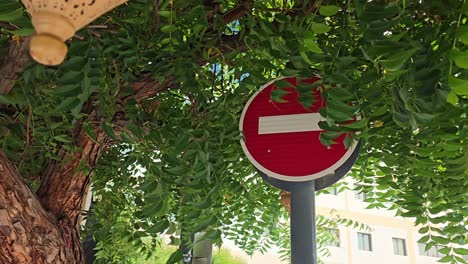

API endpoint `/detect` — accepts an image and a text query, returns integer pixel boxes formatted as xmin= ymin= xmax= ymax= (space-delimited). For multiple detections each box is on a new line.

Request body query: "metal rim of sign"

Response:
xmin=239 ymin=76 xmax=358 ymax=182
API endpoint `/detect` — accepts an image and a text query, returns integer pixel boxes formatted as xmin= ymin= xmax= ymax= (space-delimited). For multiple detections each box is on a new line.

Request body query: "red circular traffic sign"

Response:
xmin=240 ymin=77 xmax=358 ymax=182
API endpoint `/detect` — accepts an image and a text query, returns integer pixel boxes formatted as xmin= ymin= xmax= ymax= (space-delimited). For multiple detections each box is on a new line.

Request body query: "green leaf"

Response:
xmin=327 ymin=87 xmax=354 ymax=100
xmin=463 ymin=2 xmax=468 ymax=15
xmin=4 ymin=28 xmax=33 ymax=36
xmin=312 ymin=22 xmax=331 ymax=34
xmin=61 ymin=56 xmax=87 ymax=70
xmin=319 ymin=131 xmax=343 ymax=146
xmin=160 ymin=24 xmax=177 ymax=34
xmin=297 ymin=92 xmax=316 ymax=108
xmin=158 ymin=10 xmax=173 ymax=18
xmin=191 ymin=199 xmax=211 ymax=209
xmin=0 ymin=8 xmax=23 ymax=23
xmin=0 ymin=94 xmax=20 ymax=105
xmin=418 ymin=235 xmax=430 ymax=243
xmin=203 ymin=229 xmax=221 ymax=241
xmin=341 ymin=118 xmax=368 ymax=129
xmin=174 ymin=132 xmax=190 ymax=152
xmin=454 ymin=248 xmax=468 ymax=255
xmin=142 ymin=199 xmax=164 ymax=217
xmin=290 ymin=55 xmax=309 ymax=69
xmin=299 ymin=51 xmax=315 ymax=65
xmin=102 ymin=123 xmax=117 ymax=140
xmin=198 ymin=150 xmax=208 ymax=163
xmin=446 ymin=91 xmax=459 ymax=105
xmin=197 ymin=215 xmax=217 ymax=231
xmin=380 ymin=48 xmax=419 ymax=71
xmin=165 ymin=166 xmax=187 ymax=175
xmin=343 ymin=133 xmax=355 ymax=148
xmin=0 ymin=2 xmax=20 ymax=14
xmin=166 ymin=250 xmax=183 ymax=264
xmin=46 ymin=84 xmax=81 ymax=97
xmin=432 ymin=236 xmax=450 ymax=245
xmin=83 ymin=123 xmax=98 ymax=143
xmin=274 ymin=79 xmax=294 ymax=89
xmin=327 ymin=98 xmax=357 ymax=114
xmin=57 ymin=71 xmax=83 ymax=85
xmin=319 ymin=5 xmax=340 ymax=16
xmin=452 ymin=50 xmax=468 ymax=69
xmin=271 ymin=88 xmax=290 ymax=103
xmin=326 ymin=107 xmax=354 ymax=122
xmin=438 ymin=247 xmax=451 ymax=255
xmin=448 ymin=76 xmax=468 ymax=96
xmin=282 ymin=68 xmax=300 ymax=76
xmin=303 ymin=39 xmax=323 ymax=53
xmin=438 ymin=255 xmax=453 ymax=263
xmin=56 ymin=97 xmax=80 ymax=111
xmin=414 ymin=112 xmax=434 ymax=123
xmin=53 ymin=135 xmax=72 ymax=143
xmin=146 ymin=219 xmax=170 ymax=234
xmin=456 ymin=26 xmax=468 ymax=45
xmin=418 ymin=226 xmax=429 ymax=234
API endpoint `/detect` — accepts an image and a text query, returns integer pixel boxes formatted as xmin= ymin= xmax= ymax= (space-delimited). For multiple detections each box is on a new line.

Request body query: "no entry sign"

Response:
xmin=240 ymin=77 xmax=358 ymax=182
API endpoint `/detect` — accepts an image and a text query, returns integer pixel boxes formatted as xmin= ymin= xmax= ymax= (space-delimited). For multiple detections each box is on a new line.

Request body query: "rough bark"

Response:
xmin=0 ymin=151 xmax=73 ymax=264
xmin=0 ymin=101 xmax=109 ymax=263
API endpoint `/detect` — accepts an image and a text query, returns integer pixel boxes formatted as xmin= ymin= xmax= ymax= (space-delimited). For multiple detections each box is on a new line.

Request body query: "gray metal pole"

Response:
xmin=290 ymin=180 xmax=317 ymax=264
xmin=192 ymin=232 xmax=212 ymax=264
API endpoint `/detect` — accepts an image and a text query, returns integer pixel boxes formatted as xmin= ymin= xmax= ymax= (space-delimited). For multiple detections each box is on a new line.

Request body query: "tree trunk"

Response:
xmin=0 ymin=151 xmax=74 ymax=263
xmin=0 ymin=103 xmax=108 ymax=263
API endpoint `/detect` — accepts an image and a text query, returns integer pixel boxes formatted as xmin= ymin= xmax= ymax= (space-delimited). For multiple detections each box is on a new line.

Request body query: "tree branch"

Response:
xmin=223 ymin=0 xmax=253 ymax=24
xmin=128 ymin=75 xmax=178 ymax=103
xmin=129 ymin=34 xmax=247 ymax=103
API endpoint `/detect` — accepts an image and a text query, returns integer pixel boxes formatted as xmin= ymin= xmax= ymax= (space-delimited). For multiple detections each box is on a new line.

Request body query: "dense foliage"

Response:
xmin=103 ymin=242 xmax=248 ymax=264
xmin=0 ymin=0 xmax=467 ymax=263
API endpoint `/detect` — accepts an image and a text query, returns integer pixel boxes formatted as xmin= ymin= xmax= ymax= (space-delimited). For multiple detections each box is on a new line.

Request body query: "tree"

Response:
xmin=0 ymin=0 xmax=467 ymax=263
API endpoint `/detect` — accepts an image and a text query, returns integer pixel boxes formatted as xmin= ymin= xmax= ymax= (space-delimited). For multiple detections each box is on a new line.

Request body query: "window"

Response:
xmin=392 ymin=238 xmax=407 ymax=256
xmin=325 ymin=228 xmax=340 ymax=247
xmin=357 ymin=232 xmax=372 ymax=251
xmin=418 ymin=243 xmax=443 ymax=257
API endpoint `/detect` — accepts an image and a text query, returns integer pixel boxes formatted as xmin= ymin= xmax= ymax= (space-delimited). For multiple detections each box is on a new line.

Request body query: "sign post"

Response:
xmin=239 ymin=77 xmax=360 ymax=264
xmin=290 ymin=180 xmax=317 ymax=264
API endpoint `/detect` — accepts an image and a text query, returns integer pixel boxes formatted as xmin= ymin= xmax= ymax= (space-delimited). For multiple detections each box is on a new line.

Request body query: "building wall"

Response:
xmin=227 ymin=181 xmax=466 ymax=264
xmin=316 ymin=187 xmax=441 ymax=264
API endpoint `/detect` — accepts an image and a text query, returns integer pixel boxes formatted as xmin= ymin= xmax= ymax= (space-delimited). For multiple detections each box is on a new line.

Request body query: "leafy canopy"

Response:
xmin=0 ymin=0 xmax=467 ymax=263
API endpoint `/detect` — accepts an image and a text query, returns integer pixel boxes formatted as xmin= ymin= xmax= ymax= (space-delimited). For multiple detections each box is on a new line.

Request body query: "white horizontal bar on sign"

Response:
xmin=258 ymin=113 xmax=322 ymax=134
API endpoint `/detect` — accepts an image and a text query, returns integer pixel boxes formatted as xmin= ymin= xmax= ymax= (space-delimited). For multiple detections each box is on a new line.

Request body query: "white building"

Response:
xmin=316 ymin=185 xmax=448 ymax=264
xmin=228 ymin=182 xmax=466 ymax=264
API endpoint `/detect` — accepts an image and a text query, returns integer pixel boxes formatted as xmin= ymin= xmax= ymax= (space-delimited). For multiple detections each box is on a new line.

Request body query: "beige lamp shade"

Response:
xmin=22 ymin=0 xmax=128 ymax=66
